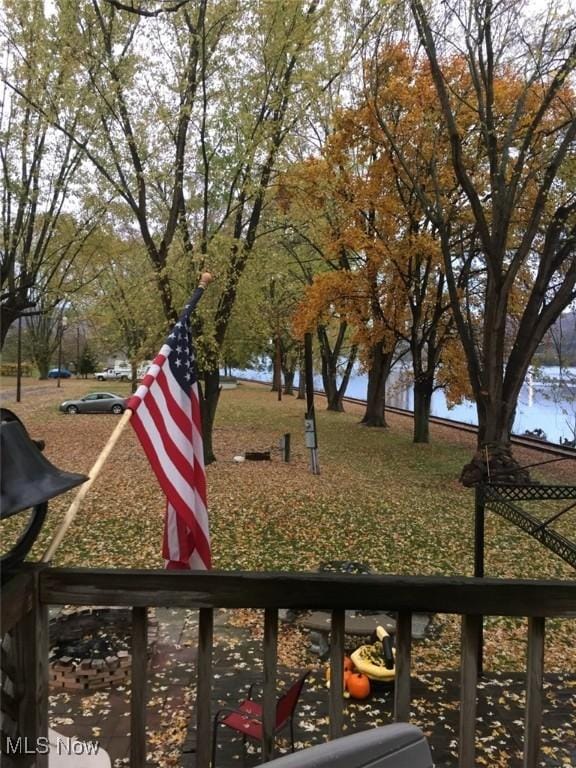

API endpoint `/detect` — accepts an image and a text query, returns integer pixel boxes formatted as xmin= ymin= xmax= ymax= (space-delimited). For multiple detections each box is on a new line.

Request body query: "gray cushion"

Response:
xmin=262 ymin=723 xmax=433 ymax=768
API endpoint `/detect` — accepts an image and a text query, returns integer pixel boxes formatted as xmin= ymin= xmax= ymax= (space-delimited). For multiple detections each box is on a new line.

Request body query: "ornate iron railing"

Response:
xmin=478 ymin=484 xmax=576 ymax=569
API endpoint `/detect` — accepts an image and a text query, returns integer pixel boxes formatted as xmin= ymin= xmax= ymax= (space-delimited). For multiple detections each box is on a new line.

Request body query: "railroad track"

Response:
xmin=341 ymin=395 xmax=576 ymax=459
xmin=237 ymin=377 xmax=575 ymax=460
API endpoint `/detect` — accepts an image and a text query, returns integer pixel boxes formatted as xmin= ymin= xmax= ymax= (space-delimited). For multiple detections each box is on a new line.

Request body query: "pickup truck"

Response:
xmin=94 ymin=368 xmax=130 ymax=381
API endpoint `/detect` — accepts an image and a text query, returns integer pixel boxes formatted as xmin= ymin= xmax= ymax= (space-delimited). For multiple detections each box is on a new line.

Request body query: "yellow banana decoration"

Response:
xmin=350 ymin=626 xmax=396 ymax=680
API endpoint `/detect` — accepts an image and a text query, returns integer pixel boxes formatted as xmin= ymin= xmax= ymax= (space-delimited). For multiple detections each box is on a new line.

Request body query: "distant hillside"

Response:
xmin=533 ymin=311 xmax=576 ymax=366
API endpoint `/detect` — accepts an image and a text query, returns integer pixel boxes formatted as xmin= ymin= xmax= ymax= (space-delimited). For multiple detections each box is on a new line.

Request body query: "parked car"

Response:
xmin=48 ymin=368 xmax=72 ymax=379
xmin=59 ymin=392 xmax=128 ymax=415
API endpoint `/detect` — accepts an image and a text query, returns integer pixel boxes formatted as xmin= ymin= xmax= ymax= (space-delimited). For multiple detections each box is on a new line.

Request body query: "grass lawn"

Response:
xmin=2 ymin=376 xmax=575 ymax=675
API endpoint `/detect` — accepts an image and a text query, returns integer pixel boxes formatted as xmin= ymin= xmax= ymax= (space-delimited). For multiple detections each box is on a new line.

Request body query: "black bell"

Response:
xmin=1 ymin=420 xmax=88 ymax=519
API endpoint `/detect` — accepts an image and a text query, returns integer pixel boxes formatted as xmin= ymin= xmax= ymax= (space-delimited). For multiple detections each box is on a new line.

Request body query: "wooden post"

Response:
xmin=14 ymin=569 xmax=49 ymax=767
xmin=262 ymin=608 xmax=278 ymax=762
xmin=459 ymin=614 xmax=481 ymax=768
xmin=196 ymin=608 xmax=213 ymax=768
xmin=328 ymin=609 xmax=345 ymax=740
xmin=474 ymin=485 xmax=485 ymax=676
xmin=285 ymin=433 xmax=290 ymax=462
xmin=130 ymin=607 xmax=148 ymax=768
xmin=393 ymin=610 xmax=412 ymax=722
xmin=524 ymin=617 xmax=545 ymax=768
xmin=474 ymin=485 xmax=485 ymax=579
xmin=304 ymin=332 xmax=320 ymax=474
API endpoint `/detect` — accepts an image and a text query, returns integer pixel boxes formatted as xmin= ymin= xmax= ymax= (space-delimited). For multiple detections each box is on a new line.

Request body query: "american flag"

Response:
xmin=127 ymin=287 xmax=211 ymax=570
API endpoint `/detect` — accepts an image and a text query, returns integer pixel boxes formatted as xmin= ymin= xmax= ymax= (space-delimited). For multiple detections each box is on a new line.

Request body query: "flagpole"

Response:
xmin=41 ymin=273 xmax=213 ymax=564
xmin=41 ymin=408 xmax=133 ymax=563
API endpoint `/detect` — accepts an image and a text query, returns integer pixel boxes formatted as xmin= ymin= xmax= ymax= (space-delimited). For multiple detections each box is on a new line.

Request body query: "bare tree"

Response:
xmin=404 ymin=0 xmax=576 ymax=481
xmin=1 ymin=2 xmax=104 ymax=346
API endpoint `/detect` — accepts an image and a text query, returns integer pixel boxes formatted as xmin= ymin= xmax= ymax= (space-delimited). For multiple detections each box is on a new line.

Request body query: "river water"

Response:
xmin=232 ymin=365 xmax=575 ymax=446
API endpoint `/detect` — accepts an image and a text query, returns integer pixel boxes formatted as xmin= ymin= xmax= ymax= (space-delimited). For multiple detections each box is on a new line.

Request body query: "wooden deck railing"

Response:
xmin=2 ymin=566 xmax=575 ymax=768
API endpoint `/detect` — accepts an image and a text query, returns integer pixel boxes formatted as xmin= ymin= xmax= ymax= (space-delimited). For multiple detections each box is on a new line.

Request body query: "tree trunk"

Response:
xmin=360 ymin=345 xmax=393 ymax=427
xmin=459 ymin=392 xmax=530 ymax=486
xmin=475 ymin=388 xmax=518 ymax=447
xmin=297 ymin=360 xmax=306 ymax=400
xmin=271 ymin=363 xmax=281 ymax=392
xmin=283 ymin=370 xmax=295 ymax=395
xmin=413 ymin=375 xmax=433 ymax=443
xmin=200 ymin=370 xmax=221 ymax=465
xmin=0 ymin=307 xmax=17 ymax=348
xmin=37 ymin=355 xmax=51 ymax=380
xmin=323 ymin=369 xmax=344 ymax=411
xmin=317 ymin=325 xmax=357 ymax=412
xmin=131 ymin=361 xmax=138 ymax=394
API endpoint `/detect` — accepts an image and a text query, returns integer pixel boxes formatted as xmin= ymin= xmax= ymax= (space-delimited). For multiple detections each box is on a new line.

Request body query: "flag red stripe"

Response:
xmin=156 ymin=368 xmax=195 ymax=441
xmin=131 ymin=414 xmax=210 ymax=564
xmin=138 ymin=388 xmax=199 ymax=494
xmin=131 ymin=398 xmax=209 ymax=540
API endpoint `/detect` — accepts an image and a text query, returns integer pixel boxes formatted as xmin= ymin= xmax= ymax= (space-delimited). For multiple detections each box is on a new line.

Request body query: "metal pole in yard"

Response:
xmin=474 ymin=484 xmax=485 ymax=676
xmin=56 ymin=315 xmax=68 ymax=388
xmin=304 ymin=332 xmax=320 ymax=474
xmin=275 ymin=333 xmax=282 ymax=401
xmin=16 ymin=316 xmax=22 ymax=403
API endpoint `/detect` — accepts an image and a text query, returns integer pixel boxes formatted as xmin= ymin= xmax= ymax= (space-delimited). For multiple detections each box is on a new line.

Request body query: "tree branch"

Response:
xmin=102 ymin=0 xmax=190 ymax=17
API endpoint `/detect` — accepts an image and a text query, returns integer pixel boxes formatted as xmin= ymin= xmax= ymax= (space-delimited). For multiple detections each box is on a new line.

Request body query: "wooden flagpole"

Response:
xmin=41 ymin=408 xmax=134 ymax=563
xmin=41 ymin=273 xmax=213 ymax=564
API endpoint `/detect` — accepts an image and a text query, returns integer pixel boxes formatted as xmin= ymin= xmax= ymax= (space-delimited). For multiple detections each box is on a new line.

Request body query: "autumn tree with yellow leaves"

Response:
xmin=288 ymin=66 xmax=461 ymax=437
xmin=323 ymin=95 xmax=461 ymax=441
xmin=278 ymin=158 xmax=360 ymax=412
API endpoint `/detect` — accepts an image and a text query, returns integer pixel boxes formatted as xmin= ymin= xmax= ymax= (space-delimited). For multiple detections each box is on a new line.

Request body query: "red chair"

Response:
xmin=211 ymin=671 xmax=310 ymax=766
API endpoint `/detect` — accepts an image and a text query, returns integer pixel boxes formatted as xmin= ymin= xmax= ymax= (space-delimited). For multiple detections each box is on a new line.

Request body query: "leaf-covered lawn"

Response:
xmin=3 ymin=377 xmax=574 ymax=766
xmin=3 ymin=377 xmax=575 ymax=677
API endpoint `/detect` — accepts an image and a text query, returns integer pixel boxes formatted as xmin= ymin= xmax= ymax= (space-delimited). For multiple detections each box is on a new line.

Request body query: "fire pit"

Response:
xmin=49 ymin=608 xmax=158 ymax=691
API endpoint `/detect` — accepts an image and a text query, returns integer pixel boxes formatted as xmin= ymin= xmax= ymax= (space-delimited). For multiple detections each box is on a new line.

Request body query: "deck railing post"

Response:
xmin=459 ymin=613 xmax=481 ymax=768
xmin=262 ymin=608 xmax=279 ymax=762
xmin=14 ymin=569 xmax=49 ymax=768
xmin=474 ymin=484 xmax=485 ymax=676
xmin=34 ymin=588 xmax=49 ymax=768
xmin=196 ymin=608 xmax=214 ymax=768
xmin=130 ymin=607 xmax=148 ymax=768
xmin=393 ymin=610 xmax=412 ymax=722
xmin=524 ymin=617 xmax=545 ymax=768
xmin=328 ymin=609 xmax=345 ymax=740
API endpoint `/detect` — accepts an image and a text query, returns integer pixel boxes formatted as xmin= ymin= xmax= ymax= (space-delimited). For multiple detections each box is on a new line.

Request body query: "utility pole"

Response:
xmin=270 ymin=276 xmax=282 ymax=401
xmin=15 ymin=311 xmax=41 ymax=402
xmin=304 ymin=332 xmax=320 ymax=474
xmin=76 ymin=326 xmax=81 ymax=375
xmin=57 ymin=315 xmax=68 ymax=388
xmin=275 ymin=334 xmax=282 ymax=401
xmin=16 ymin=317 xmax=22 ymax=403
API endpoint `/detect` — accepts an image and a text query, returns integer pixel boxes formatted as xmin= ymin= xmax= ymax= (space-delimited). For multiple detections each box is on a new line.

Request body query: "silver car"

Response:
xmin=59 ymin=392 xmax=128 ymax=415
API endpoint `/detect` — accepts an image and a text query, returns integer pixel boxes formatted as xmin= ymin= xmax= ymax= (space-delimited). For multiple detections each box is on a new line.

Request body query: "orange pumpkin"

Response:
xmin=326 ymin=667 xmax=350 ymax=693
xmin=346 ymin=672 xmax=371 ymax=700
xmin=343 ymin=655 xmax=354 ymax=672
